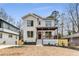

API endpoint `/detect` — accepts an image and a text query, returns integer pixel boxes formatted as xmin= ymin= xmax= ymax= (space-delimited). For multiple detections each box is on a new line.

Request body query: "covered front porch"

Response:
xmin=36 ymin=27 xmax=57 ymax=45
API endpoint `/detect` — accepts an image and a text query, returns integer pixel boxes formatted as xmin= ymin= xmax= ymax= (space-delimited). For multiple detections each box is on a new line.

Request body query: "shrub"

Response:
xmin=3 ymin=41 xmax=6 ymax=44
xmin=48 ymin=42 xmax=51 ymax=46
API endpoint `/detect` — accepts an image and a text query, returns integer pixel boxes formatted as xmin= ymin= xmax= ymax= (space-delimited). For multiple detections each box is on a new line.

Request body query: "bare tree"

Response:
xmin=66 ymin=22 xmax=71 ymax=35
xmin=51 ymin=11 xmax=60 ymax=39
xmin=16 ymin=19 xmax=23 ymax=40
xmin=59 ymin=13 xmax=72 ymax=36
xmin=0 ymin=8 xmax=16 ymax=26
xmin=67 ymin=4 xmax=79 ymax=33
xmin=60 ymin=13 xmax=65 ymax=37
xmin=75 ymin=4 xmax=79 ymax=32
xmin=0 ymin=8 xmax=8 ymax=20
xmin=47 ymin=10 xmax=60 ymax=38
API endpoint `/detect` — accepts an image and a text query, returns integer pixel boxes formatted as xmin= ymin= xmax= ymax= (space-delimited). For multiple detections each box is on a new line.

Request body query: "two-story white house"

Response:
xmin=22 ymin=13 xmax=58 ymax=45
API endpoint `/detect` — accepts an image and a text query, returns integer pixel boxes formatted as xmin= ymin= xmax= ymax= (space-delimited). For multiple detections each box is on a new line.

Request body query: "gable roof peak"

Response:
xmin=22 ymin=13 xmax=44 ymax=19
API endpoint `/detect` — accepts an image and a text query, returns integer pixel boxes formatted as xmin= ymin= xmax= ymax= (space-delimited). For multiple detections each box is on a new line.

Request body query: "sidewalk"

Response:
xmin=0 ymin=45 xmax=18 ymax=49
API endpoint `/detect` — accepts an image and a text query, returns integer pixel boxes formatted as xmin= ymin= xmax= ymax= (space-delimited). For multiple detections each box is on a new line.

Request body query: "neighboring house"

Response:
xmin=0 ymin=18 xmax=19 ymax=45
xmin=22 ymin=13 xmax=58 ymax=45
xmin=63 ymin=33 xmax=79 ymax=46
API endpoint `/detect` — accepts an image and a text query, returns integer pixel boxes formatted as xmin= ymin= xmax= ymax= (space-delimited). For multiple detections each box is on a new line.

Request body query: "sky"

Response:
xmin=0 ymin=3 xmax=69 ymax=22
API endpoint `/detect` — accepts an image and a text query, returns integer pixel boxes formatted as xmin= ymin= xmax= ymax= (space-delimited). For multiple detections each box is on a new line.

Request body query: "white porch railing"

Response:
xmin=43 ymin=39 xmax=58 ymax=45
xmin=37 ymin=39 xmax=58 ymax=45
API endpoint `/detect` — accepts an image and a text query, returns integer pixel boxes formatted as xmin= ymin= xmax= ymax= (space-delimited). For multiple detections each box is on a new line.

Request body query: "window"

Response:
xmin=27 ymin=20 xmax=33 ymax=27
xmin=37 ymin=18 xmax=41 ymax=25
xmin=45 ymin=32 xmax=52 ymax=39
xmin=45 ymin=21 xmax=52 ymax=27
xmin=9 ymin=34 xmax=13 ymax=38
xmin=16 ymin=35 xmax=18 ymax=39
xmin=0 ymin=32 xmax=2 ymax=38
xmin=0 ymin=21 xmax=1 ymax=28
xmin=27 ymin=31 xmax=33 ymax=38
xmin=0 ymin=20 xmax=2 ymax=28
xmin=8 ymin=25 xmax=10 ymax=29
xmin=38 ymin=21 xmax=41 ymax=25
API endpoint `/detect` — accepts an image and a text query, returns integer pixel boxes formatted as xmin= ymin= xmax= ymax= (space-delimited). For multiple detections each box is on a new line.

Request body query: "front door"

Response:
xmin=37 ymin=32 xmax=43 ymax=45
xmin=38 ymin=32 xmax=41 ymax=39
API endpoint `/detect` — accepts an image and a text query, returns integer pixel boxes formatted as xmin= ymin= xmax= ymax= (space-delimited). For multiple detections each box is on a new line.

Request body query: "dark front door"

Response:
xmin=38 ymin=32 xmax=41 ymax=39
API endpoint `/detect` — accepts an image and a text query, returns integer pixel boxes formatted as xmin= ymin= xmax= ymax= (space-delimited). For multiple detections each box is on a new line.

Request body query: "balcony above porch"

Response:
xmin=37 ymin=27 xmax=57 ymax=30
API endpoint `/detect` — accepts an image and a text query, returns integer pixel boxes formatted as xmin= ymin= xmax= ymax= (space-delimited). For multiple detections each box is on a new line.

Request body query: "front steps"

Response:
xmin=36 ymin=39 xmax=43 ymax=46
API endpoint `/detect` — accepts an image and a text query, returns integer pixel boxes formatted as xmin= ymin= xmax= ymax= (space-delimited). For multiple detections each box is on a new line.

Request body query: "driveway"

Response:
xmin=0 ymin=45 xmax=79 ymax=56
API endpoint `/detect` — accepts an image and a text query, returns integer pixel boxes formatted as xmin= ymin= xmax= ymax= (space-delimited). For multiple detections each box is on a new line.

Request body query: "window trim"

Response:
xmin=27 ymin=20 xmax=34 ymax=27
xmin=27 ymin=31 xmax=33 ymax=38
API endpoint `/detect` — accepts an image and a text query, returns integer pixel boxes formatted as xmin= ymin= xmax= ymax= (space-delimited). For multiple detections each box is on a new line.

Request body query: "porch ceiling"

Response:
xmin=37 ymin=27 xmax=57 ymax=30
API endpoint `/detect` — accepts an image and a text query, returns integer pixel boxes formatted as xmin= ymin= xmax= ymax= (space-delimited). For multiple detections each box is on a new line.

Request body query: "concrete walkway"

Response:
xmin=0 ymin=45 xmax=18 ymax=49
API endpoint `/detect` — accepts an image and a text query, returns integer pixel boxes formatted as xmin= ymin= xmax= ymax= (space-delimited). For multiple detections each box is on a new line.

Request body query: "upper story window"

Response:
xmin=27 ymin=20 xmax=33 ymax=27
xmin=39 ymin=21 xmax=41 ymax=25
xmin=37 ymin=18 xmax=41 ymax=25
xmin=45 ymin=21 xmax=52 ymax=27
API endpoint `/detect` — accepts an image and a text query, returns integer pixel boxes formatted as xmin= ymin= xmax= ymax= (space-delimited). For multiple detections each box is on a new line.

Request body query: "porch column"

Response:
xmin=41 ymin=31 xmax=44 ymax=39
xmin=41 ymin=31 xmax=44 ymax=45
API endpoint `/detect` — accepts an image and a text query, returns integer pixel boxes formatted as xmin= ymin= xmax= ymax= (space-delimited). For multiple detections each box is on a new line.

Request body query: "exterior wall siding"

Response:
xmin=0 ymin=32 xmax=19 ymax=45
xmin=23 ymin=16 xmax=37 ymax=42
